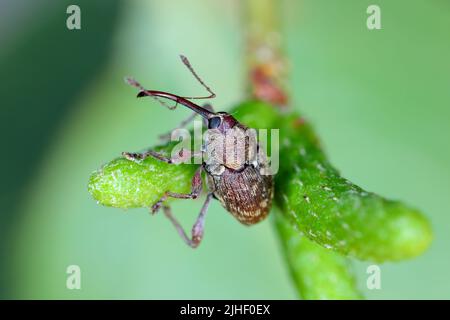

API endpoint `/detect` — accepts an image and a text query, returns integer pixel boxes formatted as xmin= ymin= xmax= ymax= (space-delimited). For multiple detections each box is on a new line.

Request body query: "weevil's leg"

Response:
xmin=158 ymin=111 xmax=198 ymax=142
xmin=158 ymin=103 xmax=215 ymax=142
xmin=122 ymin=148 xmax=202 ymax=164
xmin=122 ymin=150 xmax=173 ymax=164
xmin=203 ymin=103 xmax=214 ymax=112
xmin=151 ymin=166 xmax=203 ymax=213
xmin=163 ymin=192 xmax=213 ymax=248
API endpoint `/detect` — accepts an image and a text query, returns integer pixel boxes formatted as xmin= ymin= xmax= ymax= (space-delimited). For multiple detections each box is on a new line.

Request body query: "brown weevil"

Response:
xmin=123 ymin=55 xmax=274 ymax=248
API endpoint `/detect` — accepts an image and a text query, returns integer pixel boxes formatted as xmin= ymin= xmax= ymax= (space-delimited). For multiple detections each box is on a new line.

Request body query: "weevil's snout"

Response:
xmin=208 ymin=112 xmax=238 ymax=132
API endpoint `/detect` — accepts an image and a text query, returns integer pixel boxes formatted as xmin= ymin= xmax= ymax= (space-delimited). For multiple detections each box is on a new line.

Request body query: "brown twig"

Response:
xmin=243 ymin=0 xmax=289 ymax=108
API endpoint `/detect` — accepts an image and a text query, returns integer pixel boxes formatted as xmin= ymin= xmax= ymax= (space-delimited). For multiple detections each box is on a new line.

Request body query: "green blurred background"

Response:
xmin=1 ymin=0 xmax=449 ymax=299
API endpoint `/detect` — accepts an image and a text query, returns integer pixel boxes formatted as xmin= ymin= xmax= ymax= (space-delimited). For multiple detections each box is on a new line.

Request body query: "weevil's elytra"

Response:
xmin=123 ymin=55 xmax=274 ymax=248
xmin=207 ymin=164 xmax=274 ymax=225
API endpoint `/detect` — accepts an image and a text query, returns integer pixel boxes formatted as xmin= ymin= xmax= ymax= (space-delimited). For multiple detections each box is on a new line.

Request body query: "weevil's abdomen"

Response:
xmin=208 ymin=165 xmax=274 ymax=225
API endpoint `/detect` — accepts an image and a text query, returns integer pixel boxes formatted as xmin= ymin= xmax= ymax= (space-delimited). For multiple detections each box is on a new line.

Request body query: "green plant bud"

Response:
xmin=275 ymin=113 xmax=433 ymax=262
xmin=88 ymin=146 xmax=198 ymax=209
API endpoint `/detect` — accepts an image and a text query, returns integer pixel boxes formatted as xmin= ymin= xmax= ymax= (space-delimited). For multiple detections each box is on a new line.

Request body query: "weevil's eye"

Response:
xmin=208 ymin=116 xmax=222 ymax=129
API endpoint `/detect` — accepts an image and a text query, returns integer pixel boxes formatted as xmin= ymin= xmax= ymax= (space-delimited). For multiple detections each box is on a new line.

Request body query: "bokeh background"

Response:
xmin=1 ymin=0 xmax=449 ymax=299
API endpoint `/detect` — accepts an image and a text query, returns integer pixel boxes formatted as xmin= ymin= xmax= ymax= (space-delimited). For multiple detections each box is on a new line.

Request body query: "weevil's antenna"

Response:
xmin=124 ymin=76 xmax=145 ymax=91
xmin=124 ymin=77 xmax=177 ymax=110
xmin=124 ymin=58 xmax=217 ymax=119
xmin=135 ymin=90 xmax=214 ymax=119
xmin=179 ymin=55 xmax=216 ymax=100
xmin=124 ymin=76 xmax=214 ymax=118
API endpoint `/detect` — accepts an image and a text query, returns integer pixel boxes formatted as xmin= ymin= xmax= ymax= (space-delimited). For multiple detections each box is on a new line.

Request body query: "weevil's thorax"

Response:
xmin=203 ymin=113 xmax=258 ymax=176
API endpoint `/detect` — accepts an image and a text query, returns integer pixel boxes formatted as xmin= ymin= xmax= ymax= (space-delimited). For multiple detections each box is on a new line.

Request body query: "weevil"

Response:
xmin=122 ymin=55 xmax=274 ymax=248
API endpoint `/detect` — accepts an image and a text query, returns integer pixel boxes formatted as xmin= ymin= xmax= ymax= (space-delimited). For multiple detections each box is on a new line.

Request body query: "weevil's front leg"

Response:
xmin=122 ymin=148 xmax=202 ymax=165
xmin=163 ymin=193 xmax=213 ymax=248
xmin=122 ymin=150 xmax=172 ymax=163
xmin=151 ymin=165 xmax=203 ymax=213
xmin=158 ymin=112 xmax=198 ymax=142
xmin=158 ymin=103 xmax=215 ymax=142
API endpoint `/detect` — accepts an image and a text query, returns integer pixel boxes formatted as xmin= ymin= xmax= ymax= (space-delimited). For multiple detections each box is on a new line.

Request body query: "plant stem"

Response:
xmin=242 ymin=0 xmax=362 ymax=299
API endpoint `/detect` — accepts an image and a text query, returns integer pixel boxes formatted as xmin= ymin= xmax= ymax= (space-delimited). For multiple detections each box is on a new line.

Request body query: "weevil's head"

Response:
xmin=207 ymin=112 xmax=240 ymax=133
